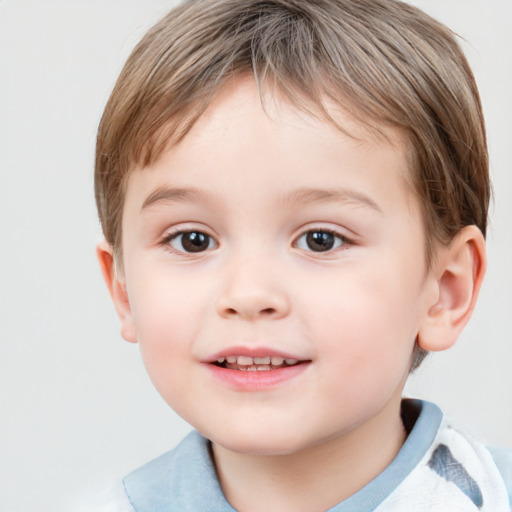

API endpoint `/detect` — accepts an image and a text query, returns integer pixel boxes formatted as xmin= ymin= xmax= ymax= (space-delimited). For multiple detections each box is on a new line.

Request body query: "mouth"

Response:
xmin=206 ymin=350 xmax=311 ymax=389
xmin=212 ymin=355 xmax=307 ymax=372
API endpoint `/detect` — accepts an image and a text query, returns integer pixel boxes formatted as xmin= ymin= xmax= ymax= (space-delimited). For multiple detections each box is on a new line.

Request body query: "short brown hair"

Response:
xmin=95 ymin=0 xmax=490 ymax=368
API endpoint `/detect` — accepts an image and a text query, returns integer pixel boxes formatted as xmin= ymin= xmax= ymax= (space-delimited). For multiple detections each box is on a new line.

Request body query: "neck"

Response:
xmin=212 ymin=398 xmax=407 ymax=512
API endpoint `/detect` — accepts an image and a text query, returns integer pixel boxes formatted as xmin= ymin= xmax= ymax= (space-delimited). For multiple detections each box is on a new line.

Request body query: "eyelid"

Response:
xmin=292 ymin=225 xmax=355 ymax=253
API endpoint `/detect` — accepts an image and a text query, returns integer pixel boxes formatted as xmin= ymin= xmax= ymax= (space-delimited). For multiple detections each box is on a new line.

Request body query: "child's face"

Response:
xmin=118 ymin=77 xmax=438 ymax=455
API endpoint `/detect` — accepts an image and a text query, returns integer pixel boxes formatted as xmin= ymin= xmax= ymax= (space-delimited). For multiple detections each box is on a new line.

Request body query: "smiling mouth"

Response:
xmin=213 ymin=355 xmax=305 ymax=371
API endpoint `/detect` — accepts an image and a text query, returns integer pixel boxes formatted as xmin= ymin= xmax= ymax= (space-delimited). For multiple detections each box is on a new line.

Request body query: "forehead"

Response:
xmin=124 ymin=77 xmax=416 ymax=217
xmin=191 ymin=76 xmax=406 ymax=153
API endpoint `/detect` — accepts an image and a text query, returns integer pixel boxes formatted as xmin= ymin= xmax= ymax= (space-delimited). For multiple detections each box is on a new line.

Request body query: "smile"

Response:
xmin=215 ymin=355 xmax=300 ymax=371
xmin=206 ymin=354 xmax=310 ymax=390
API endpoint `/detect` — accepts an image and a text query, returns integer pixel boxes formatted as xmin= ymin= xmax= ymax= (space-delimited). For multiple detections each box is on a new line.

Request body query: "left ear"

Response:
xmin=418 ymin=225 xmax=486 ymax=352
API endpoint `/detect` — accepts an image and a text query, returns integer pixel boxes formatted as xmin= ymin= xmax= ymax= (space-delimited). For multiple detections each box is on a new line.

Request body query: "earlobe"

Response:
xmin=417 ymin=225 xmax=486 ymax=352
xmin=96 ymin=239 xmax=138 ymax=343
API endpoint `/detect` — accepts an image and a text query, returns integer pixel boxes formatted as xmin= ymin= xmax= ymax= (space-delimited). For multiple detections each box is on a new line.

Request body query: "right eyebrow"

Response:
xmin=141 ymin=186 xmax=202 ymax=211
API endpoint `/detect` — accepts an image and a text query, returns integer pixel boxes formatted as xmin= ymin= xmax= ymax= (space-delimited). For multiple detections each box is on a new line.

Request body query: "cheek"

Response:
xmin=306 ymin=270 xmax=422 ymax=371
xmin=129 ymin=263 xmax=207 ymax=332
xmin=127 ymin=273 xmax=206 ymax=380
xmin=310 ymin=291 xmax=415 ymax=418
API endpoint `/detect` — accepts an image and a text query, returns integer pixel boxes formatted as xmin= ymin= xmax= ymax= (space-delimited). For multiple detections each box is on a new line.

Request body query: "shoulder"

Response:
xmin=70 ymin=481 xmax=135 ymax=512
xmin=487 ymin=446 xmax=512 ymax=507
xmin=69 ymin=432 xmax=207 ymax=512
xmin=423 ymin=410 xmax=512 ymax=510
xmin=377 ymin=400 xmax=512 ymax=511
xmin=424 ymin=411 xmax=512 ymax=510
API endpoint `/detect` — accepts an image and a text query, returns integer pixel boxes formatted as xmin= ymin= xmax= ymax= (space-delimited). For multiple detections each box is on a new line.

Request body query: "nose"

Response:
xmin=215 ymin=256 xmax=290 ymax=321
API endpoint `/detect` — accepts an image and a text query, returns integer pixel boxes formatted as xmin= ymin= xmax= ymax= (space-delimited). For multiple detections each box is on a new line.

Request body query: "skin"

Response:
xmin=99 ymin=77 xmax=486 ymax=511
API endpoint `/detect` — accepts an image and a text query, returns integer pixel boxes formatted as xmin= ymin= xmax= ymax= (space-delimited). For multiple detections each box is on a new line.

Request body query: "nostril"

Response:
xmin=223 ymin=306 xmax=277 ymax=317
xmin=217 ymin=292 xmax=289 ymax=319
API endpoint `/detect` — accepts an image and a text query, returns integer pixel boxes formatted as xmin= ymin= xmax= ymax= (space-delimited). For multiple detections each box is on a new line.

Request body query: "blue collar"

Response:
xmin=123 ymin=399 xmax=443 ymax=511
xmin=123 ymin=429 xmax=236 ymax=511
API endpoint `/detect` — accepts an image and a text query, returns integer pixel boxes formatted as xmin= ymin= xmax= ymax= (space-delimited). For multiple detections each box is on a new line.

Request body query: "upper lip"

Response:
xmin=204 ymin=345 xmax=308 ymax=363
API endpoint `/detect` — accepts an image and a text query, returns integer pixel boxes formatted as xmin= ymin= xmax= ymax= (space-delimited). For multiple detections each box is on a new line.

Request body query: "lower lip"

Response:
xmin=205 ymin=363 xmax=310 ymax=391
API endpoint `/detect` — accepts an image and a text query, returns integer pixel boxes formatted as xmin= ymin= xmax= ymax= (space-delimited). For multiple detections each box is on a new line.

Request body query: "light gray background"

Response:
xmin=0 ymin=1 xmax=510 ymax=511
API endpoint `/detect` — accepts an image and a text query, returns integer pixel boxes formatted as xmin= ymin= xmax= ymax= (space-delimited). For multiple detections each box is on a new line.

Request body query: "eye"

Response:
xmin=166 ymin=230 xmax=217 ymax=253
xmin=295 ymin=229 xmax=347 ymax=253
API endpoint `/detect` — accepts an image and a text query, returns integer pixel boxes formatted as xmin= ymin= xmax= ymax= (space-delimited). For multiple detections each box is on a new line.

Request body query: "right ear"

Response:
xmin=96 ymin=239 xmax=138 ymax=343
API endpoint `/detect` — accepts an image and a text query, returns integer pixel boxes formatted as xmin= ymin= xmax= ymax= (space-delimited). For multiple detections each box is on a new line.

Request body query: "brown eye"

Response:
xmin=306 ymin=231 xmax=335 ymax=252
xmin=296 ymin=230 xmax=345 ymax=252
xmin=169 ymin=231 xmax=216 ymax=253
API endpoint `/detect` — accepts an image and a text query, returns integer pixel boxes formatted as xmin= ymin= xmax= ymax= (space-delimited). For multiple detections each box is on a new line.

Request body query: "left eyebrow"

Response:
xmin=141 ymin=186 xmax=203 ymax=211
xmin=283 ymin=187 xmax=382 ymax=213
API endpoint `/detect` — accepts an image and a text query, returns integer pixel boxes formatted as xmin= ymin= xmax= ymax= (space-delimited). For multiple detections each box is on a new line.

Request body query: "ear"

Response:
xmin=418 ymin=225 xmax=486 ymax=352
xmin=96 ymin=239 xmax=138 ymax=343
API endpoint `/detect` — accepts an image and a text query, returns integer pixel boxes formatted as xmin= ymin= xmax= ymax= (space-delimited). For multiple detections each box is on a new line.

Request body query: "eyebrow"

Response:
xmin=141 ymin=185 xmax=382 ymax=213
xmin=284 ymin=187 xmax=382 ymax=213
xmin=141 ymin=186 xmax=203 ymax=210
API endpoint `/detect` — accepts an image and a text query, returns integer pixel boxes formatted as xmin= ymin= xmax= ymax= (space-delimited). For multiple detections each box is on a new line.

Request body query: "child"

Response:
xmin=94 ymin=0 xmax=512 ymax=509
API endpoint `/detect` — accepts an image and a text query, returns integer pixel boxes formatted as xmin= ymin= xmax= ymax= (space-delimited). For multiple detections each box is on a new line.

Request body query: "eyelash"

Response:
xmin=159 ymin=229 xmax=218 ymax=255
xmin=159 ymin=228 xmax=353 ymax=255
xmin=293 ymin=228 xmax=352 ymax=254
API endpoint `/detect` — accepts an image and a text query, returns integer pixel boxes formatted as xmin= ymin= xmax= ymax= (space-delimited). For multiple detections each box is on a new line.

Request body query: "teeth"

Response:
xmin=253 ymin=356 xmax=271 ymax=365
xmin=218 ymin=355 xmax=302 ymax=371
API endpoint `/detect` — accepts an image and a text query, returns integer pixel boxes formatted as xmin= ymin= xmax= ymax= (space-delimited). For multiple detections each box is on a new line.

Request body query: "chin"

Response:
xmin=216 ymin=438 xmax=303 ymax=456
xmin=206 ymin=424 xmax=318 ymax=457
